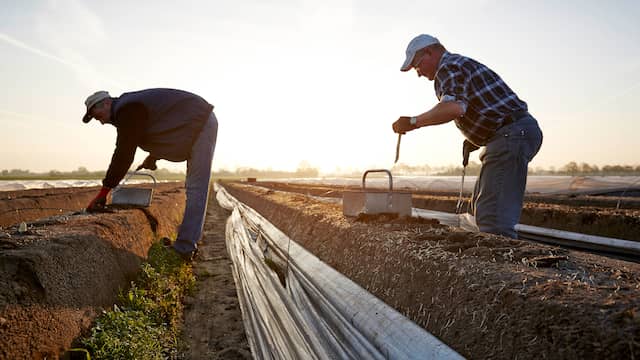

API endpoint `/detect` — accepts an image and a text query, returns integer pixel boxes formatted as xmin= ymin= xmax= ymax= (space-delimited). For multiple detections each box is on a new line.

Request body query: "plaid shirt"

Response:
xmin=434 ymin=52 xmax=528 ymax=146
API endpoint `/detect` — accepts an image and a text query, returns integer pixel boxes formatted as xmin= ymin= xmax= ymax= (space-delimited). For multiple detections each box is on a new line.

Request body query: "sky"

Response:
xmin=1 ymin=0 xmax=639 ymax=174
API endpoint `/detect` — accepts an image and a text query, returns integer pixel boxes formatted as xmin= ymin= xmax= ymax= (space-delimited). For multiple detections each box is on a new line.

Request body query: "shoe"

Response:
xmin=160 ymin=237 xmax=172 ymax=247
xmin=160 ymin=237 xmax=197 ymax=262
xmin=174 ymin=247 xmax=197 ymax=262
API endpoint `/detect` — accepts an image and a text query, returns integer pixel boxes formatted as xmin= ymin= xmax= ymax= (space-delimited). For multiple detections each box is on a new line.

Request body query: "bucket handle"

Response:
xmin=362 ymin=169 xmax=393 ymax=191
xmin=117 ymin=171 xmax=157 ymax=189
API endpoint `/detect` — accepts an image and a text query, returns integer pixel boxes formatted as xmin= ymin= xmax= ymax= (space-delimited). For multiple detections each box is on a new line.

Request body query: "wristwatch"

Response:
xmin=410 ymin=116 xmax=417 ymax=125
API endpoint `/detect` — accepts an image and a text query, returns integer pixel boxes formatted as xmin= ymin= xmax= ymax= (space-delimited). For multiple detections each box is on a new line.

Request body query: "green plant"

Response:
xmin=83 ymin=307 xmax=168 ymax=360
xmin=80 ymin=241 xmax=195 ymax=359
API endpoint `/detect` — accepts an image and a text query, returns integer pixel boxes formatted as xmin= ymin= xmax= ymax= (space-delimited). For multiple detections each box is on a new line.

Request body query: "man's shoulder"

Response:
xmin=439 ymin=53 xmax=491 ymax=81
xmin=436 ymin=53 xmax=471 ymax=79
xmin=114 ymin=100 xmax=147 ymax=113
xmin=112 ymin=101 xmax=148 ymax=127
xmin=442 ymin=53 xmax=482 ymax=70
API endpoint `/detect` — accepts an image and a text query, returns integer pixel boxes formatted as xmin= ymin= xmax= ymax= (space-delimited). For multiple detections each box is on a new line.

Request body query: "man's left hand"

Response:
xmin=392 ymin=116 xmax=417 ymax=134
xmin=136 ymin=156 xmax=157 ymax=171
xmin=462 ymin=140 xmax=480 ymax=166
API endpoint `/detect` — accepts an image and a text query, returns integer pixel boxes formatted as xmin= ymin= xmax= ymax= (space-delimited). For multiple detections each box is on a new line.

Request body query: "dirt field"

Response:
xmin=0 ymin=184 xmax=252 ymax=359
xmin=223 ymin=181 xmax=640 ymax=359
xmin=0 ymin=183 xmax=186 ymax=359
xmin=2 ymin=180 xmax=639 ymax=359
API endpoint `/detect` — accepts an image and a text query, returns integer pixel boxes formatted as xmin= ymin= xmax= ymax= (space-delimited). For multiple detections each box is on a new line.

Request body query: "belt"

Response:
xmin=500 ymin=110 xmax=529 ymax=129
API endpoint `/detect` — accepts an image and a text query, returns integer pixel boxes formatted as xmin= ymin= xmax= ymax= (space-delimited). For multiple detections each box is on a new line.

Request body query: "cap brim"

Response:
xmin=82 ymin=112 xmax=92 ymax=123
xmin=400 ymin=53 xmax=414 ymax=72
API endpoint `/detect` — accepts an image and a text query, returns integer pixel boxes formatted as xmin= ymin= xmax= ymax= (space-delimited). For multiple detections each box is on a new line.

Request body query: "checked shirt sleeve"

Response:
xmin=435 ymin=63 xmax=469 ymax=114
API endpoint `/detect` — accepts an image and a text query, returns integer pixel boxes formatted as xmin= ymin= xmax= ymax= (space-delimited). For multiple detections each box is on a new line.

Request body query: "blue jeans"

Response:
xmin=471 ymin=114 xmax=542 ymax=238
xmin=174 ymin=112 xmax=218 ymax=254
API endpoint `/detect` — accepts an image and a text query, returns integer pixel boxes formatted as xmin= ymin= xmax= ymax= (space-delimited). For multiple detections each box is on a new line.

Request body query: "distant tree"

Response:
xmin=295 ymin=161 xmax=319 ymax=178
xmin=561 ymin=161 xmax=579 ymax=176
xmin=603 ymin=165 xmax=622 ymax=174
xmin=74 ymin=166 xmax=89 ymax=175
xmin=578 ymin=163 xmax=596 ymax=174
xmin=236 ymin=167 xmax=259 ymax=176
xmin=213 ymin=168 xmax=233 ymax=177
xmin=9 ymin=169 xmax=31 ymax=176
xmin=392 ymin=163 xmax=433 ymax=175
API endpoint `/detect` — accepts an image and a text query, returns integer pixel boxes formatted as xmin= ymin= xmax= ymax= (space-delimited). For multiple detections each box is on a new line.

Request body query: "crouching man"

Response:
xmin=82 ymin=88 xmax=218 ymax=260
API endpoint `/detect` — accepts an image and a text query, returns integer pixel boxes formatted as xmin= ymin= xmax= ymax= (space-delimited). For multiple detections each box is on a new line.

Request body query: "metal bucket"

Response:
xmin=342 ymin=169 xmax=412 ymax=217
xmin=111 ymin=172 xmax=156 ymax=207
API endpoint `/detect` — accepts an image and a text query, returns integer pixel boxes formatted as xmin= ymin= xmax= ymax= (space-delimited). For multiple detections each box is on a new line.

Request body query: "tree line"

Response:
xmin=0 ymin=163 xmax=319 ymax=181
xmin=1 ymin=161 xmax=638 ymax=180
xmin=395 ymin=161 xmax=640 ymax=176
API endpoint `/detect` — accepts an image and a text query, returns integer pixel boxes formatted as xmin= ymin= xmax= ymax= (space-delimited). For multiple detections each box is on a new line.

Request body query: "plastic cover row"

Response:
xmin=216 ymin=185 xmax=464 ymax=360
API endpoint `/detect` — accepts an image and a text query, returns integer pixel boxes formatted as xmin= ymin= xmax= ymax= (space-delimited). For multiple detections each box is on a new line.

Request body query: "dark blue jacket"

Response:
xmin=103 ymin=88 xmax=213 ymax=188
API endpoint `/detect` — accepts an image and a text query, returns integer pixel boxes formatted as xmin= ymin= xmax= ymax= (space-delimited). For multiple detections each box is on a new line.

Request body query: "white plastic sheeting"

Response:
xmin=0 ymin=179 xmax=170 ymax=192
xmin=412 ymin=208 xmax=640 ymax=257
xmin=217 ymin=186 xmax=464 ymax=360
xmin=285 ymin=175 xmax=640 ymax=195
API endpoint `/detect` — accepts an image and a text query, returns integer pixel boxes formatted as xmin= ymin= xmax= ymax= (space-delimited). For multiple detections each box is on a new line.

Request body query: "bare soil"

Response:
xmin=249 ymin=181 xmax=640 ymax=241
xmin=0 ymin=187 xmax=98 ymax=228
xmin=180 ymin=195 xmax=251 ymax=359
xmin=0 ymin=183 xmax=186 ymax=359
xmin=223 ymin=182 xmax=640 ymax=359
xmin=0 ymin=182 xmax=184 ymax=228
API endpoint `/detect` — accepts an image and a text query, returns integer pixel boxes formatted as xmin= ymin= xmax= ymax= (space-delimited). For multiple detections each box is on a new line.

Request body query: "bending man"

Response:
xmin=82 ymin=88 xmax=218 ymax=260
xmin=393 ymin=34 xmax=542 ymax=238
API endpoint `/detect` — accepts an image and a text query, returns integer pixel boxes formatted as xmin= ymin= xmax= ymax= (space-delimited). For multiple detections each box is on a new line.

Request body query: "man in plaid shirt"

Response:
xmin=393 ymin=34 xmax=543 ymax=238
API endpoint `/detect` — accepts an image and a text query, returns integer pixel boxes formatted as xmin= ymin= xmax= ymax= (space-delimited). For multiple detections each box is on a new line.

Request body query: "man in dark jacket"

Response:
xmin=393 ymin=34 xmax=542 ymax=238
xmin=82 ymin=88 xmax=218 ymax=260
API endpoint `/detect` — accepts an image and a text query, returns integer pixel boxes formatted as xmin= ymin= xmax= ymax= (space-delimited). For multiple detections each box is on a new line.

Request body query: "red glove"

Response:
xmin=86 ymin=186 xmax=111 ymax=211
xmin=392 ymin=116 xmax=418 ymax=134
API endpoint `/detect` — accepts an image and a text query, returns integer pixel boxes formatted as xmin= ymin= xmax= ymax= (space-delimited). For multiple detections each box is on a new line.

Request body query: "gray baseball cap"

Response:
xmin=400 ymin=34 xmax=440 ymax=72
xmin=82 ymin=90 xmax=110 ymax=123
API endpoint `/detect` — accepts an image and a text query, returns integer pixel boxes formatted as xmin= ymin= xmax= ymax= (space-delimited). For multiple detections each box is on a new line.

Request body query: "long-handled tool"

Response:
xmin=455 ymin=165 xmax=467 ymax=215
xmin=394 ymin=133 xmax=403 ymax=163
xmin=456 ymin=141 xmax=479 ymax=222
xmin=456 ymin=142 xmax=473 ymax=216
xmin=455 ymin=152 xmax=468 ymax=228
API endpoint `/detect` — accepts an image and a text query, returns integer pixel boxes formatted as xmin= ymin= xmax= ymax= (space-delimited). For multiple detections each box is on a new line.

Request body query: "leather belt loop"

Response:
xmin=501 ymin=110 xmax=528 ymax=128
xmin=486 ymin=110 xmax=530 ymax=144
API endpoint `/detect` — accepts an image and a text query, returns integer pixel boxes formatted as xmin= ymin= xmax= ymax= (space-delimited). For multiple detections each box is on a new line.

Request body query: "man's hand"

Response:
xmin=86 ymin=186 xmax=111 ymax=212
xmin=392 ymin=116 xmax=417 ymax=134
xmin=462 ymin=140 xmax=480 ymax=166
xmin=136 ymin=155 xmax=157 ymax=171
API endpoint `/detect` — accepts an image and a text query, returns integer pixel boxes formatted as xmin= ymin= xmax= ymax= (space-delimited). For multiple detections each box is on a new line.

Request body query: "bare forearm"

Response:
xmin=414 ymin=101 xmax=465 ymax=128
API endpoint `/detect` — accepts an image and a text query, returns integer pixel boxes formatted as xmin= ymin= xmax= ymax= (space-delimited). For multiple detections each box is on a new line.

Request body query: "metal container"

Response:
xmin=111 ymin=172 xmax=156 ymax=207
xmin=342 ymin=169 xmax=412 ymax=217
